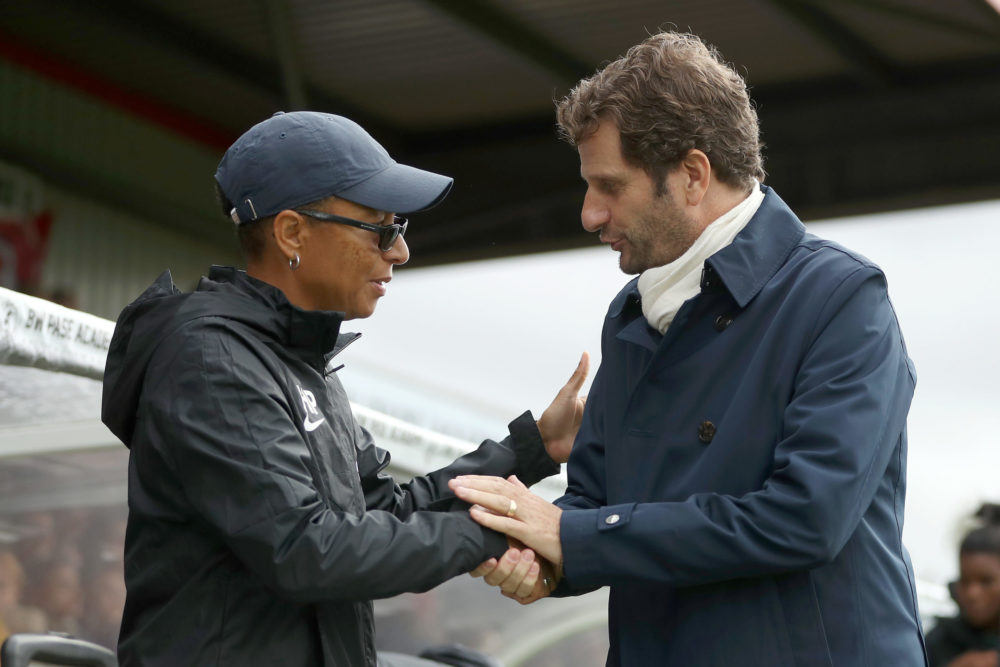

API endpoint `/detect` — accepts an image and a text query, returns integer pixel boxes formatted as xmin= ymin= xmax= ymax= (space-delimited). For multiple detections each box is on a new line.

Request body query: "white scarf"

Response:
xmin=638 ymin=183 xmax=764 ymax=334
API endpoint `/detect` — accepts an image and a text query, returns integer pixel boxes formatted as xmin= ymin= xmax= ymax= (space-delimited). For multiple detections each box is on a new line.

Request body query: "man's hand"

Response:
xmin=538 ymin=352 xmax=589 ymax=464
xmin=450 ymin=475 xmax=563 ymax=566
xmin=469 ymin=538 xmax=558 ymax=604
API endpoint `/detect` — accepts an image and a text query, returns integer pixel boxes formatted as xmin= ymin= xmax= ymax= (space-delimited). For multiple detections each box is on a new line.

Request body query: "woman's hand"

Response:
xmin=538 ymin=352 xmax=589 ymax=464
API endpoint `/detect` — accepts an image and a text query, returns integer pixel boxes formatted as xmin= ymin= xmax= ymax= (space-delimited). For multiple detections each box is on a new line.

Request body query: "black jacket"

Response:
xmin=925 ymin=616 xmax=1000 ymax=667
xmin=101 ymin=266 xmax=558 ymax=666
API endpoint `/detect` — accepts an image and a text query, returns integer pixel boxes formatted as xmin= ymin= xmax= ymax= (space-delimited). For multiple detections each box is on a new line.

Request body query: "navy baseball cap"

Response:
xmin=215 ymin=111 xmax=453 ymax=224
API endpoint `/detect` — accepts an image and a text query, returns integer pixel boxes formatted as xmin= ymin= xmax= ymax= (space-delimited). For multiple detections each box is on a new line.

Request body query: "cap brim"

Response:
xmin=336 ymin=163 xmax=453 ymax=214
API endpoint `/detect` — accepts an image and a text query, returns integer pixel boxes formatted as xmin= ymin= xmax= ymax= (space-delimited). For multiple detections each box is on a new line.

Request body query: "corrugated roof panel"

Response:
xmin=142 ymin=0 xmax=274 ymax=62
xmin=501 ymin=0 xmax=851 ymax=86
xmin=823 ymin=0 xmax=1000 ymax=65
xmin=0 ymin=60 xmax=223 ymax=214
xmin=288 ymin=0 xmax=569 ymax=128
xmin=0 ymin=0 xmax=274 ymax=134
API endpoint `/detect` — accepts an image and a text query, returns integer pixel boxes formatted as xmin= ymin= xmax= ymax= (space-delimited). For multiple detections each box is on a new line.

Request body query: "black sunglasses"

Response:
xmin=294 ymin=209 xmax=408 ymax=252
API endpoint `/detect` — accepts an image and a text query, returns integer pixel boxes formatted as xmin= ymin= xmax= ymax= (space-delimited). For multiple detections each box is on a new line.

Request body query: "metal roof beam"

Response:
xmin=262 ymin=0 xmax=308 ymax=110
xmin=47 ymin=0 xmax=402 ymax=143
xmin=825 ymin=0 xmax=1000 ymax=44
xmin=763 ymin=0 xmax=895 ymax=88
xmin=420 ymin=0 xmax=593 ymax=83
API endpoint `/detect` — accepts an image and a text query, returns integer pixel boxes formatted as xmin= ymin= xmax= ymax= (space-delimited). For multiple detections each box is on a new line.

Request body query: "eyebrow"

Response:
xmin=586 ymin=174 xmax=625 ymax=190
xmin=357 ymin=208 xmax=392 ymax=224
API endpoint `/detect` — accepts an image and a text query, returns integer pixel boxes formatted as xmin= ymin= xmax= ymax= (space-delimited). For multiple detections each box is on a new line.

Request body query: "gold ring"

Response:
xmin=506 ymin=499 xmax=518 ymax=518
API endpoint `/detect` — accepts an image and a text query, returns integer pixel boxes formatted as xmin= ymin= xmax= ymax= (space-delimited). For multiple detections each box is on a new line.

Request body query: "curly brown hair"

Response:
xmin=556 ymin=31 xmax=764 ymax=193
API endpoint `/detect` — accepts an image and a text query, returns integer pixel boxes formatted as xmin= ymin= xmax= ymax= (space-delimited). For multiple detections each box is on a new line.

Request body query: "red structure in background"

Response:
xmin=0 ymin=211 xmax=53 ymax=293
xmin=0 ymin=29 xmax=233 ymax=152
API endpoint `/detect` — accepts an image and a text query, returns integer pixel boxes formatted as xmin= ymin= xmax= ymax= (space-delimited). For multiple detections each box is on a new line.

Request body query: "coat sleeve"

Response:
xmin=357 ymin=411 xmax=559 ymax=518
xmin=138 ymin=325 xmax=514 ymax=604
xmin=558 ymin=267 xmax=917 ymax=588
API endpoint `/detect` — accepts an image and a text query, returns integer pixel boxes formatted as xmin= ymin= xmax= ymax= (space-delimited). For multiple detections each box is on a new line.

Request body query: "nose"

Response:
xmin=581 ymin=188 xmax=609 ymax=233
xmin=385 ymin=235 xmax=409 ymax=266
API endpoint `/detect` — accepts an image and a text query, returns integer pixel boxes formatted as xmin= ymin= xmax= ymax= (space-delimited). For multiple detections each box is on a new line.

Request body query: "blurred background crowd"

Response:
xmin=0 ymin=505 xmax=126 ymax=650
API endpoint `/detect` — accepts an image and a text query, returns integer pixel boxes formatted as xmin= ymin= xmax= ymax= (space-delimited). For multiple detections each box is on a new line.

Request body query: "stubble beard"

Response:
xmin=618 ymin=193 xmax=700 ymax=275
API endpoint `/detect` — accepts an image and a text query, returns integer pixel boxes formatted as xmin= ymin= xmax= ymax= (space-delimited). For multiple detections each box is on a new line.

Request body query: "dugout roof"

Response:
xmin=1 ymin=0 xmax=999 ymax=265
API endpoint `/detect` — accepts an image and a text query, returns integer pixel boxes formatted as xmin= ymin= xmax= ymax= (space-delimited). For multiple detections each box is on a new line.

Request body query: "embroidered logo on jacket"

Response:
xmin=296 ymin=384 xmax=326 ymax=432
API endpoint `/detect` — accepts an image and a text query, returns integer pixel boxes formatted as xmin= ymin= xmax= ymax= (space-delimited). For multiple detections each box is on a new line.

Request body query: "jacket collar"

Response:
xmin=705 ymin=185 xmax=805 ymax=308
xmin=609 ymin=185 xmax=804 ymax=318
xmin=205 ymin=266 xmax=357 ymax=369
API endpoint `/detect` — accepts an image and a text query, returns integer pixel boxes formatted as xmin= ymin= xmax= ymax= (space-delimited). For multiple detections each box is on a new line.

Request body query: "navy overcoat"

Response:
xmin=556 ymin=187 xmax=926 ymax=666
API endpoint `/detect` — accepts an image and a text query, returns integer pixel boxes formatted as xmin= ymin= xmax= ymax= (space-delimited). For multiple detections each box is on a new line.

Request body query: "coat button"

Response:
xmin=714 ymin=314 xmax=734 ymax=331
xmin=698 ymin=421 xmax=716 ymax=444
xmin=605 ymin=514 xmax=620 ymax=525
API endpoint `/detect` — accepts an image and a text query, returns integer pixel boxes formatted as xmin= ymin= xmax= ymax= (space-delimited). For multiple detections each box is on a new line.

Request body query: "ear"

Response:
xmin=272 ymin=210 xmax=308 ymax=261
xmin=677 ymin=149 xmax=712 ymax=206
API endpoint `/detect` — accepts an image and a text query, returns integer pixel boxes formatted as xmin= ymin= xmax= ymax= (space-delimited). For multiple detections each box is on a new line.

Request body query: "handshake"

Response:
xmin=448 ymin=474 xmax=565 ymax=605
xmin=446 ymin=351 xmax=587 ymax=604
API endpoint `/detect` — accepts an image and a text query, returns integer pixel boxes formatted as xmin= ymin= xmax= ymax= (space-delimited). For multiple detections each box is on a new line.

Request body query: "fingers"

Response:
xmin=483 ymin=548 xmax=522 ymax=586
xmin=469 ymin=558 xmax=498 ymax=578
xmin=451 ymin=476 xmax=529 ymax=517
xmin=506 ymin=536 xmax=527 ymax=550
xmin=453 ymin=486 xmax=514 ymax=517
xmin=578 ymin=351 xmax=591 ymax=380
xmin=468 ymin=505 xmax=515 ymax=531
xmin=475 ymin=547 xmax=540 ymax=601
xmin=507 ymin=475 xmax=529 ymax=490
xmin=502 ymin=590 xmax=537 ymax=605
xmin=450 ymin=475 xmax=516 ymax=494
xmin=498 ymin=550 xmax=537 ymax=594
xmin=468 ymin=507 xmax=526 ymax=544
xmin=512 ymin=559 xmax=540 ymax=598
xmin=500 ymin=559 xmax=551 ymax=605
xmin=567 ymin=352 xmax=590 ymax=389
xmin=562 ymin=351 xmax=590 ymax=395
xmin=473 ymin=545 xmax=559 ymax=605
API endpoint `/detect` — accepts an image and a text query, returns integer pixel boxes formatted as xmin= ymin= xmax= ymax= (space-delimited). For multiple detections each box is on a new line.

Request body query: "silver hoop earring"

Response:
xmin=288 ymin=253 xmax=300 ymax=271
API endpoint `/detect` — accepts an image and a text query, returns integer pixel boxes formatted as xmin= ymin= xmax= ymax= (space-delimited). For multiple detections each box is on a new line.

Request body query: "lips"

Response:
xmin=370 ymin=277 xmax=390 ymax=296
xmin=599 ymin=233 xmax=625 ymax=252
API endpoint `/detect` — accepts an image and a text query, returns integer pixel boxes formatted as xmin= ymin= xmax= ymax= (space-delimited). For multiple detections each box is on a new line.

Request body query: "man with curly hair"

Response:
xmin=453 ymin=31 xmax=926 ymax=666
